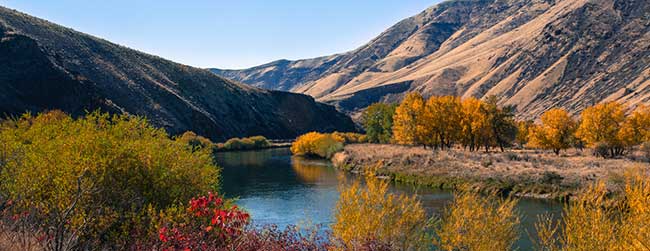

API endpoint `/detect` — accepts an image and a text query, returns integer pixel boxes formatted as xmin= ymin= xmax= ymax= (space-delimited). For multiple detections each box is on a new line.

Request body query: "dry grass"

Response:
xmin=332 ymin=144 xmax=648 ymax=199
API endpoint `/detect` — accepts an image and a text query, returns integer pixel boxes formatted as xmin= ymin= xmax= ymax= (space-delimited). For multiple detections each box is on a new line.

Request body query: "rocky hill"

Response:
xmin=212 ymin=0 xmax=650 ymax=119
xmin=0 ymin=7 xmax=355 ymax=141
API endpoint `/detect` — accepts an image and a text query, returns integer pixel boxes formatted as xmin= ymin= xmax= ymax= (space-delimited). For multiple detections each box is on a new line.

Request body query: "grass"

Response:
xmin=332 ymin=144 xmax=647 ymax=200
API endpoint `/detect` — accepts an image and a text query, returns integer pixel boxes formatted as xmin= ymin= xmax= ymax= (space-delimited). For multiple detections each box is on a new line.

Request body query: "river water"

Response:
xmin=217 ymin=148 xmax=563 ymax=250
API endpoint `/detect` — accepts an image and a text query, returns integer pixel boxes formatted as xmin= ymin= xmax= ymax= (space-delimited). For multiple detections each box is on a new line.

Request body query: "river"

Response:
xmin=217 ymin=148 xmax=563 ymax=250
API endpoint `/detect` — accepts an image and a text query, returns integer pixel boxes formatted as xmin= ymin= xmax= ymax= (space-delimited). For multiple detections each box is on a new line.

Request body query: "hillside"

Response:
xmin=0 ymin=7 xmax=355 ymax=141
xmin=212 ymin=0 xmax=650 ymax=119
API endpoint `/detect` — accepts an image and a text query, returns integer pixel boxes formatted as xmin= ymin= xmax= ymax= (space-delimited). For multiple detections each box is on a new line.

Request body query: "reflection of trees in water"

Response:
xmin=291 ymin=157 xmax=339 ymax=184
xmin=216 ymin=149 xmax=277 ymax=167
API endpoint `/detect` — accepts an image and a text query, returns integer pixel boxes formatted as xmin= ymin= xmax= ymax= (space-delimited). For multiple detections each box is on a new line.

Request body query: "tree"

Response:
xmin=530 ymin=108 xmax=577 ymax=155
xmin=482 ymin=96 xmax=517 ymax=152
xmin=361 ymin=103 xmax=397 ymax=144
xmin=460 ymin=98 xmax=487 ymax=152
xmin=576 ymin=102 xmax=626 ymax=157
xmin=618 ymin=105 xmax=650 ymax=148
xmin=420 ymin=96 xmax=462 ymax=150
xmin=291 ymin=132 xmax=344 ymax=159
xmin=392 ymin=92 xmax=425 ymax=146
xmin=515 ymin=120 xmax=535 ymax=148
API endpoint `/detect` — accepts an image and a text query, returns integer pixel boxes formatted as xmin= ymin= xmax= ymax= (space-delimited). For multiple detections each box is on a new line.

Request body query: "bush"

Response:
xmin=332 ymin=132 xmax=368 ymax=144
xmin=157 ymin=192 xmax=250 ymax=250
xmin=177 ymin=131 xmax=216 ymax=151
xmin=535 ymin=168 xmax=650 ymax=250
xmin=291 ymin=132 xmax=344 ymax=159
xmin=0 ymin=111 xmax=219 ymax=249
xmin=332 ymin=171 xmax=430 ymax=250
xmin=219 ymin=136 xmax=271 ymax=151
xmin=434 ymin=191 xmax=519 ymax=251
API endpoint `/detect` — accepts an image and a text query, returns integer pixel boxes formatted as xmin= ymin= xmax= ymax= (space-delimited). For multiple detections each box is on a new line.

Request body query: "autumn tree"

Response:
xmin=618 ymin=105 xmax=650 ymax=148
xmin=460 ymin=97 xmax=487 ymax=152
xmin=420 ymin=96 xmax=463 ymax=150
xmin=515 ymin=120 xmax=535 ymax=148
xmin=529 ymin=108 xmax=577 ymax=155
xmin=576 ymin=102 xmax=626 ymax=157
xmin=481 ymin=96 xmax=517 ymax=152
xmin=392 ymin=92 xmax=425 ymax=146
xmin=361 ymin=102 xmax=397 ymax=144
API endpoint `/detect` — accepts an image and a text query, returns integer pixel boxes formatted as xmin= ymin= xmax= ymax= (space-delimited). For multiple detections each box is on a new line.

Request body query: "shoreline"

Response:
xmin=331 ymin=144 xmax=647 ymax=201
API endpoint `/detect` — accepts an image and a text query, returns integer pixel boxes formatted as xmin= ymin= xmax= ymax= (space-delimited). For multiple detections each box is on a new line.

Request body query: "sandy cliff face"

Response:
xmin=0 ymin=7 xmax=355 ymax=141
xmin=214 ymin=0 xmax=650 ymax=119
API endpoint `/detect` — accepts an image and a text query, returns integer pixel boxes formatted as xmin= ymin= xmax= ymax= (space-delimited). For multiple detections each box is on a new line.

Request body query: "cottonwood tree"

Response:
xmin=576 ymin=102 xmax=626 ymax=157
xmin=529 ymin=108 xmax=577 ymax=155
xmin=392 ymin=92 xmax=425 ymax=146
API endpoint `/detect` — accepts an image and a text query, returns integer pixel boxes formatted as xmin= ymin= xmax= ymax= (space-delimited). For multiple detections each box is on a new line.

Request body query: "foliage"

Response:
xmin=157 ymin=192 xmax=250 ymax=250
xmin=618 ymin=105 xmax=650 ymax=148
xmin=515 ymin=120 xmax=535 ymax=147
xmin=392 ymin=92 xmax=425 ymax=146
xmin=331 ymin=132 xmax=368 ymax=144
xmin=291 ymin=132 xmax=344 ymax=159
xmin=434 ymin=191 xmax=520 ymax=251
xmin=529 ymin=108 xmax=577 ymax=155
xmin=332 ymin=171 xmax=430 ymax=250
xmin=0 ymin=110 xmax=219 ymax=250
xmin=576 ymin=102 xmax=626 ymax=157
xmin=535 ymin=167 xmax=650 ymax=250
xmin=419 ymin=96 xmax=462 ymax=150
xmin=361 ymin=103 xmax=397 ymax=144
xmin=218 ymin=136 xmax=271 ymax=151
xmin=177 ymin=131 xmax=216 ymax=151
xmin=481 ymin=96 xmax=518 ymax=152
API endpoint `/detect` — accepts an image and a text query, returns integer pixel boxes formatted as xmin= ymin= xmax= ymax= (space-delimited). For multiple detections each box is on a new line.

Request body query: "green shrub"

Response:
xmin=219 ymin=136 xmax=271 ymax=151
xmin=0 ymin=111 xmax=219 ymax=249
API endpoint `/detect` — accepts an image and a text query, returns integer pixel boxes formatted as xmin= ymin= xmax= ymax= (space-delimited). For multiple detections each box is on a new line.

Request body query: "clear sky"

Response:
xmin=0 ymin=0 xmax=441 ymax=69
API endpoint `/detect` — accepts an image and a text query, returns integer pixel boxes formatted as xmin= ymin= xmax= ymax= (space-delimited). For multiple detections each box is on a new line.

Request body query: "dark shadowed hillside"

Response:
xmin=0 ymin=7 xmax=355 ymax=141
xmin=213 ymin=0 xmax=650 ymax=120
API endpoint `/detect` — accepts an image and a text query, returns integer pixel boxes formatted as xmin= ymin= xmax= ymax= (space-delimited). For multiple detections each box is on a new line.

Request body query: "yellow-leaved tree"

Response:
xmin=529 ymin=108 xmax=577 ymax=155
xmin=618 ymin=105 xmax=650 ymax=148
xmin=393 ymin=92 xmax=425 ymax=146
xmin=460 ymin=97 xmax=488 ymax=151
xmin=420 ymin=96 xmax=462 ymax=149
xmin=576 ymin=102 xmax=626 ymax=157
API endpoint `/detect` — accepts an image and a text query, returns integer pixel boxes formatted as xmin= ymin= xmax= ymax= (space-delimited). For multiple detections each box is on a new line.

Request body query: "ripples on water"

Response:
xmin=216 ymin=147 xmax=562 ymax=249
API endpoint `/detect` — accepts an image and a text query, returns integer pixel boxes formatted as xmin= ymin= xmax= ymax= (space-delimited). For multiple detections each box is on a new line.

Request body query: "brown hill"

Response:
xmin=0 ymin=7 xmax=355 ymax=141
xmin=212 ymin=0 xmax=650 ymax=119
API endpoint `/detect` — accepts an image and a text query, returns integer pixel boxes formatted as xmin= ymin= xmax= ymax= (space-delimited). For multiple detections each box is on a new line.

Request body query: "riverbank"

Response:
xmin=331 ymin=144 xmax=647 ymax=200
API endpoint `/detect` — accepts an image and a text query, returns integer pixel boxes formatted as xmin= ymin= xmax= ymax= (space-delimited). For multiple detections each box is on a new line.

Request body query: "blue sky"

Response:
xmin=1 ymin=0 xmax=441 ymax=69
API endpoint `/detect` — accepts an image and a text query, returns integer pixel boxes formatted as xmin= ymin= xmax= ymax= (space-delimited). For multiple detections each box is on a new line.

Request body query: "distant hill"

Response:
xmin=0 ymin=6 xmax=355 ymax=141
xmin=212 ymin=0 xmax=650 ymax=119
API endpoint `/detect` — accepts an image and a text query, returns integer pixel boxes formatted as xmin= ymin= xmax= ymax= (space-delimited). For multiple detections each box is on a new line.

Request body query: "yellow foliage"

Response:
xmin=460 ymin=97 xmax=490 ymax=151
xmin=434 ymin=191 xmax=520 ymax=251
xmin=290 ymin=132 xmax=344 ymax=158
xmin=618 ymin=105 xmax=650 ymax=147
xmin=332 ymin=171 xmax=429 ymax=250
xmin=530 ymin=108 xmax=577 ymax=155
xmin=576 ymin=102 xmax=626 ymax=148
xmin=332 ymin=131 xmax=368 ymax=144
xmin=535 ymin=167 xmax=650 ymax=250
xmin=419 ymin=96 xmax=462 ymax=149
xmin=393 ymin=92 xmax=425 ymax=145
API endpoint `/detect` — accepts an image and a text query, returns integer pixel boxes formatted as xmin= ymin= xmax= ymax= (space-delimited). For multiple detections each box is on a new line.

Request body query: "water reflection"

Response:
xmin=216 ymin=148 xmax=563 ymax=249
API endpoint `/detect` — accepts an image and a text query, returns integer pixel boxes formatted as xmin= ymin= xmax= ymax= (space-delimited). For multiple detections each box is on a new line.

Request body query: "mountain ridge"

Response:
xmin=0 ymin=6 xmax=356 ymax=141
xmin=212 ymin=0 xmax=650 ymax=120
